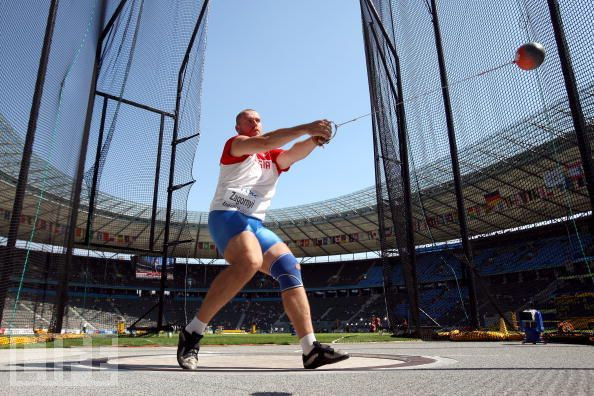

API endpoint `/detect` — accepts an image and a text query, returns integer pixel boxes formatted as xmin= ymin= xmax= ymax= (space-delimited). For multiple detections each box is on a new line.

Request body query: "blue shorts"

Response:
xmin=208 ymin=210 xmax=283 ymax=255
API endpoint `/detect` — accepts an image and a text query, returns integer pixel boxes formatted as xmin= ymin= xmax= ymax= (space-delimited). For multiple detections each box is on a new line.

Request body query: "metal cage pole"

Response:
xmin=49 ymin=0 xmax=129 ymax=333
xmin=362 ymin=14 xmax=396 ymax=333
xmin=547 ymin=0 xmax=594 ymax=220
xmin=84 ymin=96 xmax=108 ymax=244
xmin=0 ymin=0 xmax=60 ymax=326
xmin=149 ymin=114 xmax=166 ymax=252
xmin=368 ymin=21 xmax=421 ymax=336
xmin=157 ymin=0 xmax=210 ymax=330
xmin=367 ymin=23 xmax=420 ymax=334
xmin=429 ymin=0 xmax=480 ymax=329
xmin=361 ymin=0 xmax=420 ymax=335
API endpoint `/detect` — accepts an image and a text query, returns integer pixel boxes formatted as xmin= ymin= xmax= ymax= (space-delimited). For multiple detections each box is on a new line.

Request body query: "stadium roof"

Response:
xmin=1 ymin=88 xmax=593 ymax=258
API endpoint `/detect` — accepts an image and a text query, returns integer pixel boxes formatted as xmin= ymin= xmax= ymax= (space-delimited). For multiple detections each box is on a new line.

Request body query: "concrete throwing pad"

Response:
xmin=101 ymin=351 xmax=455 ymax=372
xmin=4 ymin=343 xmax=593 ymax=394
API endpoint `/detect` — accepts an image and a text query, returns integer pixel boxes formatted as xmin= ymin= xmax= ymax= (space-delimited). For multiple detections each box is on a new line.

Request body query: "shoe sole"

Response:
xmin=177 ymin=355 xmax=199 ymax=370
xmin=177 ymin=332 xmax=200 ymax=370
xmin=304 ymin=353 xmax=350 ymax=370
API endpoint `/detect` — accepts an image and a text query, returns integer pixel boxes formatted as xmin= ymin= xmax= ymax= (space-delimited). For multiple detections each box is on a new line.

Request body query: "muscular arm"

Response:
xmin=231 ymin=127 xmax=306 ymax=157
xmin=231 ymin=120 xmax=331 ymax=157
xmin=275 ymin=137 xmax=319 ymax=170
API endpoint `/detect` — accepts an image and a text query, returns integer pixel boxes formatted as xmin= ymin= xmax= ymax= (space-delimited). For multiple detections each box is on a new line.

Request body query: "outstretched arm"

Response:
xmin=275 ymin=136 xmax=325 ymax=170
xmin=231 ymin=120 xmax=331 ymax=157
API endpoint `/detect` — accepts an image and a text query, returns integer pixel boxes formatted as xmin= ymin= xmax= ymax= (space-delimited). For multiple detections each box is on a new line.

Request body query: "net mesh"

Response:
xmin=1 ymin=0 xmax=592 ymax=335
xmin=0 ymin=0 xmax=103 ymax=332
xmin=0 ymin=0 xmax=208 ymax=333
xmin=361 ymin=0 xmax=592 ymax=328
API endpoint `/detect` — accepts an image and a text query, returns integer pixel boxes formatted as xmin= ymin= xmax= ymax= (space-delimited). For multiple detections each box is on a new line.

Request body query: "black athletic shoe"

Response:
xmin=177 ymin=329 xmax=203 ymax=370
xmin=302 ymin=341 xmax=349 ymax=369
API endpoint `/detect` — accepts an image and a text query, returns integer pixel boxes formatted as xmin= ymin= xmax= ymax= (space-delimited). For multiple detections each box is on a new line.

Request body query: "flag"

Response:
xmin=467 ymin=205 xmax=480 ymax=218
xmin=484 ymin=190 xmax=502 ymax=211
xmin=445 ymin=212 xmax=455 ymax=223
xmin=484 ymin=190 xmax=501 ymax=205
xmin=566 ymin=161 xmax=583 ymax=179
xmin=509 ymin=193 xmax=523 ymax=207
xmin=543 ymin=168 xmax=565 ymax=189
xmin=567 ymin=161 xmax=585 ymax=187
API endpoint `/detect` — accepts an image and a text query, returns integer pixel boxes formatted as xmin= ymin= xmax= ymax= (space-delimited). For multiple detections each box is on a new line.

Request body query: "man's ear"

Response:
xmin=235 ymin=125 xmax=240 ymax=133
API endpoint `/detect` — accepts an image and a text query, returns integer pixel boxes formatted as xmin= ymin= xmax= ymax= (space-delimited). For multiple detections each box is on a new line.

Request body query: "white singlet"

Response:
xmin=209 ymin=135 xmax=289 ymax=220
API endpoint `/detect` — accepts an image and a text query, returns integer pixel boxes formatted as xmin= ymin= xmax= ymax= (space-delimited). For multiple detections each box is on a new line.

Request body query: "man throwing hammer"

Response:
xmin=177 ymin=109 xmax=349 ymax=370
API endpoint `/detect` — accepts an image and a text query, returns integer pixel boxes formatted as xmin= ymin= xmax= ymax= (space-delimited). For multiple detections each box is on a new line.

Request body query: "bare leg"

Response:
xmin=262 ymin=243 xmax=314 ymax=338
xmin=281 ymin=287 xmax=314 ymax=338
xmin=196 ymin=231 xmax=263 ymax=323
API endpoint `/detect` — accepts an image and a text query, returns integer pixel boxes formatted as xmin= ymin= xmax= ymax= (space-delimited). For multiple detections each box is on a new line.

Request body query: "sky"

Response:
xmin=5 ymin=0 xmax=588 ymax=216
xmin=187 ymin=0 xmax=374 ymax=212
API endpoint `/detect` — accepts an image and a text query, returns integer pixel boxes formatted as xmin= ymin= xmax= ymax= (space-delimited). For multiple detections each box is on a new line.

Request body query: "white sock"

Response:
xmin=300 ymin=333 xmax=317 ymax=355
xmin=185 ymin=316 xmax=207 ymax=335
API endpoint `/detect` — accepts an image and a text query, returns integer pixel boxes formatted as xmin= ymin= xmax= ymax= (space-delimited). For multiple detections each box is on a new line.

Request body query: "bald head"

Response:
xmin=234 ymin=109 xmax=262 ymax=136
xmin=236 ymin=109 xmax=258 ymax=126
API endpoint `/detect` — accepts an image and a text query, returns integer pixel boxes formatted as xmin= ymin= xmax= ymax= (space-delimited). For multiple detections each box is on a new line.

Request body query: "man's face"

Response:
xmin=235 ymin=111 xmax=262 ymax=137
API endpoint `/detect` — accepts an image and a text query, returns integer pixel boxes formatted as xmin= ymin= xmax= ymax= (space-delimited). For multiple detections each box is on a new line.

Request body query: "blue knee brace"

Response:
xmin=269 ymin=253 xmax=303 ymax=292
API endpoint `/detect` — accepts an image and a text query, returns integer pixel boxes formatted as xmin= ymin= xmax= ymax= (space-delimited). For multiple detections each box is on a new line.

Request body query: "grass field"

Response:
xmin=0 ymin=332 xmax=412 ymax=349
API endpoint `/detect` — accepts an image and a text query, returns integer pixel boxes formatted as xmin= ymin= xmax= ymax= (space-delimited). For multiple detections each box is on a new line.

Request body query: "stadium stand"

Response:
xmin=2 ymin=218 xmax=592 ymax=334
